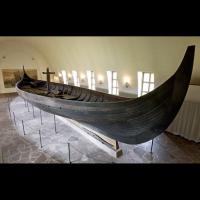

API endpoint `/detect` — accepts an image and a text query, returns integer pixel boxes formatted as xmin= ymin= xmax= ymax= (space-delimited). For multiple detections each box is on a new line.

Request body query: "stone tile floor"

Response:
xmin=0 ymin=94 xmax=200 ymax=163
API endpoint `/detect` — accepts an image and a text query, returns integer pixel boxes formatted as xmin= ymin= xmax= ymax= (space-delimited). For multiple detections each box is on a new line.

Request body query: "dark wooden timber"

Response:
xmin=16 ymin=46 xmax=195 ymax=144
xmin=42 ymin=68 xmax=55 ymax=92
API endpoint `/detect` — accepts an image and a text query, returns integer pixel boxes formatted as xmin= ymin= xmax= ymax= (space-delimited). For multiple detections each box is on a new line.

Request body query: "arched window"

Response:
xmin=61 ymin=70 xmax=68 ymax=84
xmin=138 ymin=71 xmax=154 ymax=97
xmin=87 ymin=70 xmax=96 ymax=90
xmin=72 ymin=70 xmax=80 ymax=87
xmin=107 ymin=71 xmax=119 ymax=95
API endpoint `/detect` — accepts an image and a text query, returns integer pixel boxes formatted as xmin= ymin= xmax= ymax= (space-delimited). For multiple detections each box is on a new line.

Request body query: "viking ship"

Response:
xmin=16 ymin=46 xmax=195 ymax=144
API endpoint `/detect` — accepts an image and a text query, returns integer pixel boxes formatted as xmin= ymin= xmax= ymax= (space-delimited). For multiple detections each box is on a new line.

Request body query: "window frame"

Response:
xmin=107 ymin=70 xmax=119 ymax=95
xmin=72 ymin=70 xmax=80 ymax=87
xmin=87 ymin=70 xmax=96 ymax=90
xmin=112 ymin=71 xmax=119 ymax=95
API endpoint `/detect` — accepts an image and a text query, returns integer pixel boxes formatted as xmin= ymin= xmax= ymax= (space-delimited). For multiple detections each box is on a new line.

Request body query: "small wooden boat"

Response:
xmin=16 ymin=46 xmax=195 ymax=144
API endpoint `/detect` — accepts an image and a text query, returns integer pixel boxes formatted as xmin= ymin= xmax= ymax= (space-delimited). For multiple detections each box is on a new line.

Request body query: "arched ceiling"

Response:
xmin=0 ymin=36 xmax=200 ymax=85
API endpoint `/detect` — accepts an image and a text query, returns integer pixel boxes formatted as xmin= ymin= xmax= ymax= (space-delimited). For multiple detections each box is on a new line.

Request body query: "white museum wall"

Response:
xmin=0 ymin=39 xmax=50 ymax=93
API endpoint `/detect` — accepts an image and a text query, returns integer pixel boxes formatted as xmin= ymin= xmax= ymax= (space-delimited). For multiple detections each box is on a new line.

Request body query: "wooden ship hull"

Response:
xmin=16 ymin=46 xmax=195 ymax=144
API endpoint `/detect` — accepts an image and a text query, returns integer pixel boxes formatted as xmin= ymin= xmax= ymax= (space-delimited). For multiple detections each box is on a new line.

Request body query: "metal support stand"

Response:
xmin=27 ymin=102 xmax=30 ymax=112
xmin=54 ymin=114 xmax=57 ymax=133
xmin=40 ymin=109 xmax=43 ymax=125
xmin=24 ymin=99 xmax=27 ymax=107
xmin=13 ymin=112 xmax=16 ymax=126
xmin=150 ymin=139 xmax=154 ymax=153
xmin=32 ymin=104 xmax=35 ymax=118
xmin=22 ymin=120 xmax=25 ymax=135
xmin=8 ymin=102 xmax=11 ymax=119
xmin=38 ymin=130 xmax=43 ymax=148
xmin=68 ymin=142 xmax=71 ymax=164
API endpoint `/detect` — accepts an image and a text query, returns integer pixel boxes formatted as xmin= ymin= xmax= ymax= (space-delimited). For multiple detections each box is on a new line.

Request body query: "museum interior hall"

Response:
xmin=0 ymin=36 xmax=200 ymax=163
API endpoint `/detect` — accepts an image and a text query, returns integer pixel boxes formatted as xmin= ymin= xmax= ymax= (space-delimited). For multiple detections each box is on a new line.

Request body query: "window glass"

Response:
xmin=107 ymin=71 xmax=119 ymax=95
xmin=149 ymin=83 xmax=154 ymax=91
xmin=144 ymin=73 xmax=150 ymax=82
xmin=143 ymin=83 xmax=149 ymax=92
xmin=150 ymin=73 xmax=154 ymax=83
xmin=138 ymin=71 xmax=154 ymax=97
xmin=113 ymin=72 xmax=117 ymax=79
